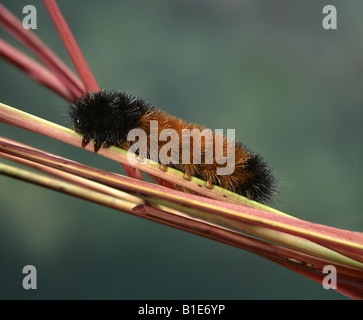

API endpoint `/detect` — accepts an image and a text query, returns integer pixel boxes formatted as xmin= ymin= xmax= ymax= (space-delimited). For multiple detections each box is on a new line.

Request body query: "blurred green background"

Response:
xmin=1 ymin=0 xmax=362 ymax=300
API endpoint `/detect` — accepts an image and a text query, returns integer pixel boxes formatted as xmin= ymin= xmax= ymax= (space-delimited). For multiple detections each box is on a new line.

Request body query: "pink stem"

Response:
xmin=42 ymin=0 xmax=99 ymax=93
xmin=0 ymin=39 xmax=73 ymax=101
xmin=0 ymin=3 xmax=83 ymax=101
xmin=41 ymin=0 xmax=141 ymax=179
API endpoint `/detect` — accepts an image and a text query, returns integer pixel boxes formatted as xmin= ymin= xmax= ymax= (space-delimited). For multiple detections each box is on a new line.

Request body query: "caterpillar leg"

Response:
xmin=183 ymin=172 xmax=191 ymax=181
xmin=82 ymin=136 xmax=90 ymax=148
xmin=204 ymin=180 xmax=213 ymax=189
xmin=94 ymin=141 xmax=102 ymax=152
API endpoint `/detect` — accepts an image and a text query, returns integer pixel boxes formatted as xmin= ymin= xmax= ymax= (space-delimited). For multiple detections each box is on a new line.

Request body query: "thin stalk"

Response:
xmin=0 ymin=3 xmax=83 ymax=100
xmin=0 ymin=39 xmax=72 ymax=100
xmin=0 ymin=161 xmax=136 ymax=212
xmin=0 ymin=152 xmax=144 ymax=206
xmin=42 ymin=0 xmax=99 ymax=93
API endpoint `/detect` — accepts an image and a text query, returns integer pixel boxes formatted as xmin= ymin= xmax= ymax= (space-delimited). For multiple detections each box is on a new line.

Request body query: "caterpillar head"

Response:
xmin=69 ymin=90 xmax=149 ymax=152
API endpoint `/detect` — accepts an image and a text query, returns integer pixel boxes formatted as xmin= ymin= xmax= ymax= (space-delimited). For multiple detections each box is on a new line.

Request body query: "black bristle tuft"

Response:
xmin=69 ymin=90 xmax=151 ymax=152
xmin=235 ymin=151 xmax=277 ymax=204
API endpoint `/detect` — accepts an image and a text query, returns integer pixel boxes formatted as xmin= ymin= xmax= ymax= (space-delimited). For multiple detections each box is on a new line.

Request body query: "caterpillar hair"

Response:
xmin=69 ymin=90 xmax=276 ymax=203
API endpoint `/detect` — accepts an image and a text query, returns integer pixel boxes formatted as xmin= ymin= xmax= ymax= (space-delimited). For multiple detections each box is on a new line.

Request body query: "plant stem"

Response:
xmin=0 ymin=3 xmax=84 ymax=100
xmin=0 ymin=39 xmax=72 ymax=100
xmin=42 ymin=0 xmax=99 ymax=93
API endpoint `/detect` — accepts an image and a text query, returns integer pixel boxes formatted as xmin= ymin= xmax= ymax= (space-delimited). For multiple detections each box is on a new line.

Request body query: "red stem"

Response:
xmin=0 ymin=39 xmax=73 ymax=100
xmin=0 ymin=3 xmax=83 ymax=101
xmin=42 ymin=0 xmax=100 ymax=93
xmin=41 ymin=0 xmax=141 ymax=179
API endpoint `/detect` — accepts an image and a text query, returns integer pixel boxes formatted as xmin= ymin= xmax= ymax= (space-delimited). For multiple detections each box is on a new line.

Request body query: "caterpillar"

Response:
xmin=69 ymin=89 xmax=276 ymax=203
